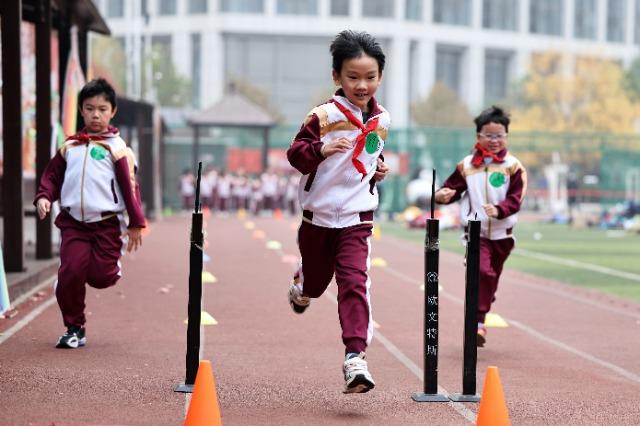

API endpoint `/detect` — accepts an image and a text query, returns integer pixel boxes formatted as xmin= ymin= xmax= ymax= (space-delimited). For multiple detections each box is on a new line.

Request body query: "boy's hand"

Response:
xmin=36 ymin=198 xmax=51 ymax=220
xmin=374 ymin=158 xmax=389 ymax=181
xmin=483 ymin=204 xmax=499 ymax=218
xmin=126 ymin=227 xmax=143 ymax=252
xmin=321 ymin=137 xmax=352 ymax=157
xmin=434 ymin=188 xmax=455 ymax=204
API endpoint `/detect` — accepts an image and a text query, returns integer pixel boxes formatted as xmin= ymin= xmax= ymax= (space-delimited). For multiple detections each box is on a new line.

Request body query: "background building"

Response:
xmin=97 ymin=0 xmax=640 ymax=126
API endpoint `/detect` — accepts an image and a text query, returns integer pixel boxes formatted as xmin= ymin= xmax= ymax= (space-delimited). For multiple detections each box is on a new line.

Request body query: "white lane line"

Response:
xmin=515 ymin=248 xmax=640 ymax=282
xmin=323 ymin=290 xmax=476 ymax=424
xmin=508 ymin=278 xmax=640 ymax=320
xmin=378 ymin=263 xmax=640 ymax=385
xmin=382 ymin=236 xmax=640 ymax=318
xmin=508 ymin=319 xmax=640 ymax=384
xmin=0 ymin=297 xmax=57 ymax=345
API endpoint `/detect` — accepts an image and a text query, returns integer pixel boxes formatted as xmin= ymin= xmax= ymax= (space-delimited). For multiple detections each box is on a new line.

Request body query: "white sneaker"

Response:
xmin=288 ymin=283 xmax=310 ymax=314
xmin=343 ymin=352 xmax=375 ymax=393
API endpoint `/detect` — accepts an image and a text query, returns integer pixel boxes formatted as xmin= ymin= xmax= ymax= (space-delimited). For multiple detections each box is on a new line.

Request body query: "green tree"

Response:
xmin=411 ymin=82 xmax=472 ymax=127
xmin=623 ymin=57 xmax=640 ymax=102
xmin=89 ymin=35 xmax=127 ymax=93
xmin=147 ymin=45 xmax=192 ymax=107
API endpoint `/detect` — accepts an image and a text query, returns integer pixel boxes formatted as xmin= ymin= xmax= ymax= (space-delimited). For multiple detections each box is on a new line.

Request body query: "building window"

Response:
xmin=485 ymin=50 xmax=512 ymax=103
xmin=607 ymin=0 xmax=626 ymax=42
xmin=574 ymin=0 xmax=597 ymax=39
xmin=433 ymin=0 xmax=471 ymax=26
xmin=106 ymin=0 xmax=124 ymax=18
xmin=530 ymin=0 xmax=563 ymax=35
xmin=330 ymin=0 xmax=350 ymax=16
xmin=436 ymin=45 xmax=465 ymax=94
xmin=482 ymin=0 xmax=518 ymax=31
xmin=189 ymin=0 xmax=208 ymax=14
xmin=362 ymin=0 xmax=395 ymax=18
xmin=158 ymin=0 xmax=177 ymax=15
xmin=220 ymin=0 xmax=264 ymax=13
xmin=277 ymin=0 xmax=318 ymax=15
xmin=405 ymin=0 xmax=422 ymax=21
xmin=191 ymin=34 xmax=202 ymax=108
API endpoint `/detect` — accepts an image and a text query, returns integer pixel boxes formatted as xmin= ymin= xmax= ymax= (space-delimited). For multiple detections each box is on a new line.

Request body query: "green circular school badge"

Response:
xmin=365 ymin=132 xmax=380 ymax=154
xmin=489 ymin=172 xmax=506 ymax=187
xmin=90 ymin=145 xmax=107 ymax=161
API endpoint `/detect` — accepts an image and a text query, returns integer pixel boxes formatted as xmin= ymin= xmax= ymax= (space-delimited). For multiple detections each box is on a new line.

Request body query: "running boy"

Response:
xmin=34 ymin=78 xmax=146 ymax=349
xmin=286 ymin=30 xmax=390 ymax=393
xmin=434 ymin=106 xmax=526 ymax=347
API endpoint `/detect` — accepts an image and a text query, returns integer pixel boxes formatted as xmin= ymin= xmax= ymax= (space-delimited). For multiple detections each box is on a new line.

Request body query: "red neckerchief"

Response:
xmin=66 ymin=126 xmax=119 ymax=144
xmin=471 ymin=143 xmax=506 ymax=167
xmin=333 ymin=101 xmax=379 ymax=179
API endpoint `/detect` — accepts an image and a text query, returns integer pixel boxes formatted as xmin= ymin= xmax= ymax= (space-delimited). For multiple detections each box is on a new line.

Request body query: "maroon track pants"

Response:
xmin=55 ymin=211 xmax=125 ymax=327
xmin=295 ymin=221 xmax=373 ymax=355
xmin=477 ymin=237 xmax=514 ymax=323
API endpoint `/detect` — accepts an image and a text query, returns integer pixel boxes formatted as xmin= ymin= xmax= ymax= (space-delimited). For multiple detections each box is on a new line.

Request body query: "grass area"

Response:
xmin=381 ymin=220 xmax=640 ymax=302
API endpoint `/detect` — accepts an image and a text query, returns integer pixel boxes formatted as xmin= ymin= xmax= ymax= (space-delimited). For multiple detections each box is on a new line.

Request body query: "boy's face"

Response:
xmin=332 ymin=54 xmax=382 ymax=113
xmin=476 ymin=122 xmax=507 ymax=153
xmin=80 ymin=94 xmax=116 ymax=133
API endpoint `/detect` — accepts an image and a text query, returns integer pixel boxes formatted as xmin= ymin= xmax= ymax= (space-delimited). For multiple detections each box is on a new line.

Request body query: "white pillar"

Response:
xmin=467 ymin=44 xmax=484 ymax=111
xmin=201 ymin=30 xmax=225 ymax=108
xmin=597 ymin=0 xmax=607 ymax=42
xmin=564 ymin=0 xmax=575 ymax=40
xmin=386 ymin=36 xmax=410 ymax=126
xmin=415 ymin=39 xmax=435 ymax=100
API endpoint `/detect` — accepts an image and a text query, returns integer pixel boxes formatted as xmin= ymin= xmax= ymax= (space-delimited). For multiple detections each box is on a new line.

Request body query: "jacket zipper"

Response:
xmin=80 ymin=144 xmax=90 ymax=221
xmin=484 ymin=166 xmax=491 ymax=238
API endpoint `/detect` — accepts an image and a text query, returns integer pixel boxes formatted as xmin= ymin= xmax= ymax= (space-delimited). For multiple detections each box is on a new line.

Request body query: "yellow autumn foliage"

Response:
xmin=511 ymin=52 xmax=640 ymax=133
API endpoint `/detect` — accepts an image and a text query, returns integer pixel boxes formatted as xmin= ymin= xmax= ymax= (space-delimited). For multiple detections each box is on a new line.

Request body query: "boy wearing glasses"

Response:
xmin=434 ymin=106 xmax=527 ymax=347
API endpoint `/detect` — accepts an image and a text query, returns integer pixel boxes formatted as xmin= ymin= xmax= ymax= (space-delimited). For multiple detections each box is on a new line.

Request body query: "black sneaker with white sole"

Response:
xmin=56 ymin=326 xmax=86 ymax=349
xmin=343 ymin=352 xmax=375 ymax=393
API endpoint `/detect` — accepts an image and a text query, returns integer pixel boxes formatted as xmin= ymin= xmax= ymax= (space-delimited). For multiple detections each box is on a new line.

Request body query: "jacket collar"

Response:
xmin=332 ymin=89 xmax=382 ymax=119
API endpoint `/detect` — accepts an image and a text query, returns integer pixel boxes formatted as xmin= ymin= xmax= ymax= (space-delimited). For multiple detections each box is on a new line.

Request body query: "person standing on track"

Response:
xmin=286 ymin=30 xmax=390 ymax=393
xmin=34 ymin=78 xmax=146 ymax=349
xmin=434 ymin=106 xmax=527 ymax=347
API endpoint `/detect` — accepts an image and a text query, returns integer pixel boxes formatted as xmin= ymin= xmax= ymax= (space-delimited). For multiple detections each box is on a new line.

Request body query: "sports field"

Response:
xmin=382 ymin=220 xmax=640 ymax=301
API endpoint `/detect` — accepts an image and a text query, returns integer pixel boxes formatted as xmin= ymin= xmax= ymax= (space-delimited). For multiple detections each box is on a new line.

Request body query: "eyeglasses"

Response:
xmin=478 ymin=133 xmax=507 ymax=141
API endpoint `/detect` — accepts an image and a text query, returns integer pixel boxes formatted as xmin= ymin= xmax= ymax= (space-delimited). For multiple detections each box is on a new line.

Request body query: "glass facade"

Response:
xmin=482 ymin=0 xmax=518 ymax=31
xmin=529 ymin=0 xmax=564 ymax=36
xmin=436 ymin=45 xmax=464 ymax=94
xmin=188 ymin=0 xmax=208 ymax=14
xmin=330 ymin=0 xmax=350 ymax=16
xmin=277 ymin=0 xmax=318 ymax=15
xmin=607 ymin=0 xmax=626 ymax=42
xmin=220 ymin=0 xmax=264 ymax=13
xmin=191 ymin=33 xmax=201 ymax=108
xmin=158 ymin=0 xmax=177 ymax=16
xmin=485 ymin=50 xmax=513 ymax=102
xmin=574 ymin=0 xmax=597 ymax=39
xmin=433 ymin=0 xmax=471 ymax=26
xmin=405 ymin=0 xmax=422 ymax=21
xmin=362 ymin=0 xmax=395 ymax=18
xmin=106 ymin=0 xmax=124 ymax=18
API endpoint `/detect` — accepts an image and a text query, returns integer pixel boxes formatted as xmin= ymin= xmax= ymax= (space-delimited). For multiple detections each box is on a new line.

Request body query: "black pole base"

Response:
xmin=449 ymin=393 xmax=480 ymax=402
xmin=411 ymin=392 xmax=449 ymax=402
xmin=174 ymin=383 xmax=194 ymax=393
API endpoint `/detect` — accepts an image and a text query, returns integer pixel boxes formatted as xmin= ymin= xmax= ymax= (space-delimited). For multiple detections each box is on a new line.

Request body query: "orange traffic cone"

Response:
xmin=184 ymin=360 xmax=222 ymax=426
xmin=273 ymin=208 xmax=283 ymax=220
xmin=476 ymin=366 xmax=510 ymax=426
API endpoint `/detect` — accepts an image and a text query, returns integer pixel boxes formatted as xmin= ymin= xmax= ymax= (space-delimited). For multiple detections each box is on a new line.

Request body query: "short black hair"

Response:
xmin=330 ymin=30 xmax=385 ymax=74
xmin=78 ymin=78 xmax=117 ymax=110
xmin=474 ymin=105 xmax=510 ymax=133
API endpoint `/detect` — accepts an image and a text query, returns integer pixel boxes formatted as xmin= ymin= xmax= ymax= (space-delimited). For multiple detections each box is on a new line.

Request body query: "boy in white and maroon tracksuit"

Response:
xmin=35 ymin=78 xmax=145 ymax=349
xmin=435 ymin=105 xmax=527 ymax=348
xmin=286 ymin=30 xmax=391 ymax=394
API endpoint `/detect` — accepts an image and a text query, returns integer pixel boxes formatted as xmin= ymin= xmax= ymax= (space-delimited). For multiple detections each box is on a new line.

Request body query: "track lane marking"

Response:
xmin=382 ymin=236 xmax=640 ymax=319
xmin=377 ymin=263 xmax=640 ymax=385
xmin=323 ymin=289 xmax=477 ymax=424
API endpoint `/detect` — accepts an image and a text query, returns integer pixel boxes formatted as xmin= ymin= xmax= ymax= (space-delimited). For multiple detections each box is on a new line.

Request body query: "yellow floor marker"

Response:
xmin=244 ymin=221 xmax=255 ymax=230
xmin=485 ymin=313 xmax=509 ymax=328
xmin=371 ymin=257 xmax=387 ymax=267
xmin=237 ymin=208 xmax=247 ymax=218
xmin=372 ymin=225 xmax=382 ymax=240
xmin=252 ymin=230 xmax=266 ymax=239
xmin=184 ymin=311 xmax=218 ymax=326
xmin=202 ymin=271 xmax=217 ymax=284
xmin=373 ymin=320 xmax=381 ymax=329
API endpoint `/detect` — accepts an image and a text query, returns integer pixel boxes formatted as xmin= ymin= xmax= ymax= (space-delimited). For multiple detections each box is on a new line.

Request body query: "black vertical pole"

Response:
xmin=412 ymin=169 xmax=448 ymax=402
xmin=35 ymin=0 xmax=53 ymax=259
xmin=175 ymin=162 xmax=204 ymax=393
xmin=450 ymin=218 xmax=481 ymax=402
